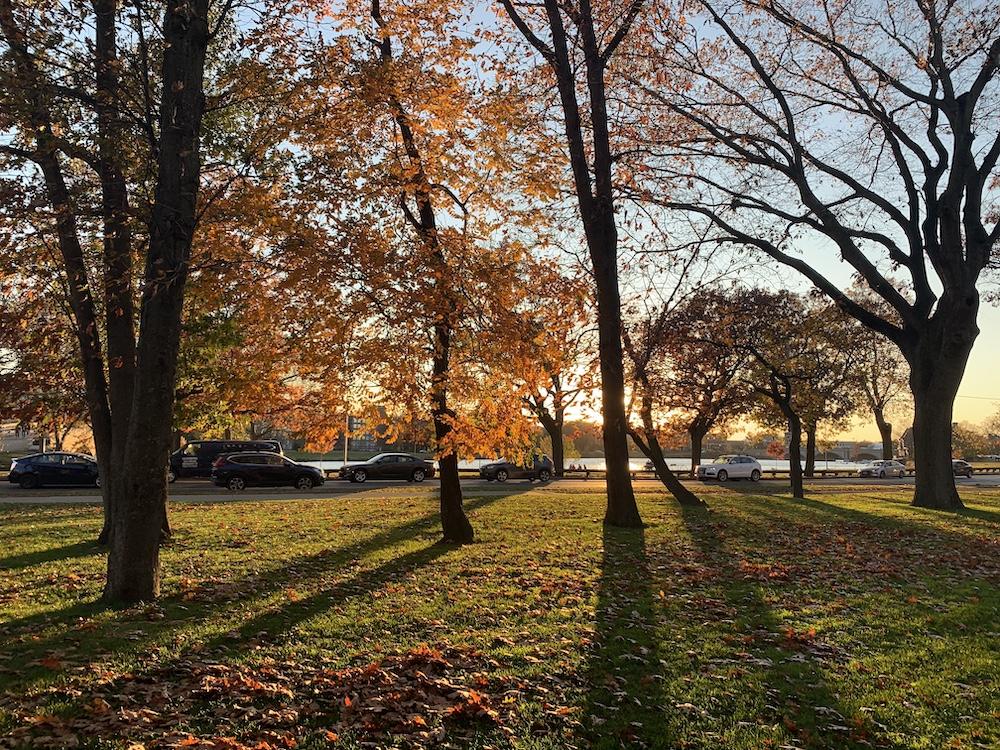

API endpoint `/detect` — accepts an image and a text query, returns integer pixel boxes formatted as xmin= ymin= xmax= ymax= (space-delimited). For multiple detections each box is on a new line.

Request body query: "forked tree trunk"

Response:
xmin=104 ymin=0 xmax=210 ymax=602
xmin=550 ymin=417 xmax=565 ymax=477
xmin=787 ymin=412 xmax=804 ymax=499
xmin=630 ymin=396 xmax=704 ymax=507
xmin=904 ymin=294 xmax=977 ymax=510
xmin=689 ymin=426 xmax=706 ymax=478
xmin=874 ymin=410 xmax=894 ymax=460
xmin=536 ymin=407 xmax=565 ymax=477
xmin=907 ymin=343 xmax=972 ymax=509
xmin=804 ymin=423 xmax=816 ymax=478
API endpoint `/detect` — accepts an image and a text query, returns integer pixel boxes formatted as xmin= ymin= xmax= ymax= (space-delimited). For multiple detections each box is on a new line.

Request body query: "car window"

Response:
xmin=377 ymin=456 xmax=397 ymax=463
xmin=64 ymin=455 xmax=88 ymax=465
xmin=265 ymin=454 xmax=283 ymax=465
xmin=36 ymin=454 xmax=60 ymax=464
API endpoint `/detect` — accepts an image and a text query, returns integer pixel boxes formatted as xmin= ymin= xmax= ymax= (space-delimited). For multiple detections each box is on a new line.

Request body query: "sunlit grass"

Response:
xmin=0 ymin=482 xmax=997 ymax=748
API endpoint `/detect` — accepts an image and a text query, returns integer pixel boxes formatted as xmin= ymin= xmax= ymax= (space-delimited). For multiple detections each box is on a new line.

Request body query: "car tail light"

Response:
xmin=212 ymin=457 xmax=226 ymax=468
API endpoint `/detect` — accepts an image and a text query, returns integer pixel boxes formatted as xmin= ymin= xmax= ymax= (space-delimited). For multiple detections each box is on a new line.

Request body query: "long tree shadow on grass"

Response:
xmin=0 ymin=489 xmax=526 ymax=693
xmin=581 ymin=523 xmax=668 ymax=747
xmin=674 ymin=505 xmax=882 ymax=749
xmin=0 ymin=540 xmax=103 ymax=571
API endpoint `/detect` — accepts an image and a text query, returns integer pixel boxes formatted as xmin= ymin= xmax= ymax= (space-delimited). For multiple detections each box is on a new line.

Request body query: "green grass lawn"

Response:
xmin=0 ymin=483 xmax=997 ymax=749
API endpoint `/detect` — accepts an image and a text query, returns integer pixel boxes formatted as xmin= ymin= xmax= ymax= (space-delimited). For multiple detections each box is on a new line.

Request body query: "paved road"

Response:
xmin=1 ymin=473 xmax=999 ymax=504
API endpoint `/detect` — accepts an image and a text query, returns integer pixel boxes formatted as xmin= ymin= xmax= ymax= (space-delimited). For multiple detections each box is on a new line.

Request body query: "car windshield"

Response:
xmin=712 ymin=457 xmax=731 ymax=464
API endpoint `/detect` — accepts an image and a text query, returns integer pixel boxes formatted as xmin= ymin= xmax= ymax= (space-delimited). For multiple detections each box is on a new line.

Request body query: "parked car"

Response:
xmin=695 ymin=455 xmax=762 ymax=482
xmin=479 ymin=455 xmax=554 ymax=483
xmin=168 ymin=439 xmax=283 ymax=482
xmin=211 ymin=453 xmax=324 ymax=491
xmin=952 ymin=459 xmax=974 ymax=478
xmin=338 ymin=453 xmax=436 ymax=483
xmin=8 ymin=452 xmax=100 ymax=489
xmin=857 ymin=460 xmax=906 ymax=479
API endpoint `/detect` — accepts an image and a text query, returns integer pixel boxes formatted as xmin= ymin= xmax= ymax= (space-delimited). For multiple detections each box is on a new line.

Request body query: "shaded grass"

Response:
xmin=0 ymin=483 xmax=997 ymax=748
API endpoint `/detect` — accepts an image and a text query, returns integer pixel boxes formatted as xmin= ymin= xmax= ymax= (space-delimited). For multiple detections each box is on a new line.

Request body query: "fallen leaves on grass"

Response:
xmin=0 ymin=646 xmax=533 ymax=749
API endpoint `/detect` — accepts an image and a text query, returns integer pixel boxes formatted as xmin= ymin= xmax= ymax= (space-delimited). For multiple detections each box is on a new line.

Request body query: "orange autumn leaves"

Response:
xmin=267 ymin=0 xmax=569 ymax=458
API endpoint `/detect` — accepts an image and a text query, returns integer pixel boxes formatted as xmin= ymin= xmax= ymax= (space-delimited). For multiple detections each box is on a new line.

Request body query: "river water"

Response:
xmin=302 ymin=456 xmax=875 ymax=472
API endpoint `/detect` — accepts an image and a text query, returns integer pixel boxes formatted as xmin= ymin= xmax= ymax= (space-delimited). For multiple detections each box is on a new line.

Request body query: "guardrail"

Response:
xmin=561 ymin=468 xmax=913 ymax=479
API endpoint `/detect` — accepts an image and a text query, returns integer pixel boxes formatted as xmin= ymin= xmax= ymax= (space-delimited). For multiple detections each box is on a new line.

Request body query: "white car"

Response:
xmin=857 ymin=459 xmax=906 ymax=479
xmin=696 ymin=455 xmax=762 ymax=482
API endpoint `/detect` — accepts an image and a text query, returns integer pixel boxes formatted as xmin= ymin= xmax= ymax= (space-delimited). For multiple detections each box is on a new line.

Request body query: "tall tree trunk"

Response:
xmin=105 ymin=0 xmax=210 ymax=602
xmin=504 ymin=0 xmax=640 ymax=527
xmin=804 ymin=423 xmax=816 ymax=478
xmin=94 ymin=0 xmax=137 ymax=548
xmin=432 ymin=323 xmax=473 ymax=544
xmin=786 ymin=412 xmax=804 ymax=499
xmin=551 ymin=417 xmax=564 ymax=477
xmin=872 ymin=407 xmax=894 ymax=460
xmin=0 ymin=0 xmax=118 ymax=546
xmin=688 ymin=425 xmax=707 ymax=478
xmin=549 ymin=411 xmax=565 ymax=477
xmin=593 ymin=243 xmax=640 ymax=526
xmin=372 ymin=0 xmax=473 ymax=544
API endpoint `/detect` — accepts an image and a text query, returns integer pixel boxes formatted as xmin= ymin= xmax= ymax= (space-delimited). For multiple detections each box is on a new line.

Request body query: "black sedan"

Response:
xmin=338 ymin=453 xmax=435 ymax=483
xmin=212 ymin=453 xmax=325 ymax=491
xmin=8 ymin=452 xmax=100 ymax=489
xmin=480 ymin=456 xmax=554 ymax=483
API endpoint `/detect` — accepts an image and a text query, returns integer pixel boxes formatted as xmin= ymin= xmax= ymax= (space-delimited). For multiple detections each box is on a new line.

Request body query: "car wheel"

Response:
xmin=538 ymin=469 xmax=552 ymax=482
xmin=717 ymin=470 xmax=728 ymax=482
xmin=966 ymin=470 xmax=973 ymax=478
xmin=167 ymin=469 xmax=177 ymax=483
xmin=296 ymin=475 xmax=315 ymax=490
xmin=353 ymin=469 xmax=368 ymax=483
xmin=879 ymin=470 xmax=886 ymax=479
xmin=496 ymin=469 xmax=509 ymax=483
xmin=19 ymin=474 xmax=38 ymax=490
xmin=750 ymin=469 xmax=761 ymax=482
xmin=227 ymin=476 xmax=246 ymax=491
xmin=412 ymin=468 xmax=426 ymax=483
xmin=95 ymin=476 xmax=102 ymax=489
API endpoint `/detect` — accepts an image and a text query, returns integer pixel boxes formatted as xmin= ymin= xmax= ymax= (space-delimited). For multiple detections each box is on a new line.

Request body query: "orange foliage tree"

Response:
xmin=279 ymin=0 xmax=558 ymax=542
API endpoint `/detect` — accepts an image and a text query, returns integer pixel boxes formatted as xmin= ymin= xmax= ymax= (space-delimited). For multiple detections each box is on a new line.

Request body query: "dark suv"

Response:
xmin=8 ymin=452 xmax=100 ymax=489
xmin=168 ymin=440 xmax=283 ymax=482
xmin=211 ymin=453 xmax=325 ymax=491
xmin=479 ymin=455 xmax=554 ymax=483
xmin=952 ymin=459 xmax=974 ymax=478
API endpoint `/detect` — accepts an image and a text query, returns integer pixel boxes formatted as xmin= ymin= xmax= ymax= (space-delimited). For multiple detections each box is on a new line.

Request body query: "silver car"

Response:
xmin=696 ymin=455 xmax=762 ymax=482
xmin=858 ymin=460 xmax=906 ymax=479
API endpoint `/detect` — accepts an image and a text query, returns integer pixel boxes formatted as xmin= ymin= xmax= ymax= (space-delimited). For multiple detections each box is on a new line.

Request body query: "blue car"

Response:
xmin=8 ymin=452 xmax=100 ymax=489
